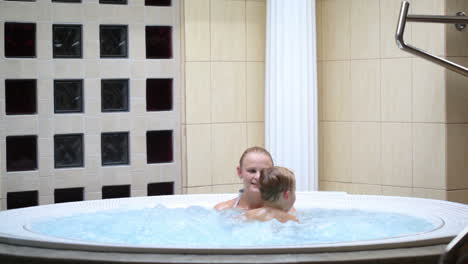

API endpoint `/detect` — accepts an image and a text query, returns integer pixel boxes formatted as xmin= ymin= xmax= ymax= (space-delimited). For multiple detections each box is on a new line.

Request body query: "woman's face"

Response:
xmin=238 ymin=152 xmax=273 ymax=193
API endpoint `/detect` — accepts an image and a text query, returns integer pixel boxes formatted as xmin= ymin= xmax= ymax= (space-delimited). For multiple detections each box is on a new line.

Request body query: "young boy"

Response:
xmin=244 ymin=166 xmax=298 ymax=223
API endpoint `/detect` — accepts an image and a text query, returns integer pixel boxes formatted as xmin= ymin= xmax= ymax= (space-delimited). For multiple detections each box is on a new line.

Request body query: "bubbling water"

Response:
xmin=29 ymin=205 xmax=437 ymax=247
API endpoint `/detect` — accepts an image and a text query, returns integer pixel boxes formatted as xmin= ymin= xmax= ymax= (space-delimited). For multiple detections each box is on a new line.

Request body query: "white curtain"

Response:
xmin=265 ymin=0 xmax=318 ymax=191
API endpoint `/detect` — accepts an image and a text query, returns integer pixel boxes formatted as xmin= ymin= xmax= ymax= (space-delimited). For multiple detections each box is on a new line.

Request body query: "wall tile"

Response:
xmin=446 ymin=124 xmax=468 ymax=190
xmin=412 ymin=58 xmax=446 ymax=123
xmin=380 ymin=0 xmax=413 ymax=58
xmin=129 ymin=25 xmax=145 ymax=60
xmin=413 ymin=123 xmax=446 ymax=189
xmin=381 ymin=123 xmax=412 ymax=187
xmin=184 ymin=186 xmax=213 ymax=194
xmin=212 ymin=184 xmax=243 ymax=194
xmin=211 ymin=0 xmax=246 ymax=61
xmin=382 ymin=186 xmax=412 ymax=197
xmin=185 ymin=0 xmax=210 ymax=61
xmin=53 ymin=169 xmax=85 ymax=189
xmin=186 ymin=124 xmax=212 ymax=186
xmin=412 ymin=187 xmax=446 ymax=200
xmin=316 ymin=0 xmax=323 ymax=61
xmin=351 ymin=59 xmax=380 ymax=121
xmin=53 ymin=115 xmax=84 ymax=134
xmin=351 ymin=122 xmax=381 ymax=185
xmin=0 ymin=2 xmax=39 ymax=21
xmin=211 ymin=62 xmax=246 ymax=122
xmin=246 ymin=0 xmax=266 ymax=61
xmin=101 ymin=167 xmax=131 ymax=186
xmin=186 ymin=62 xmax=211 ymax=124
xmin=446 ymin=0 xmax=468 ymax=57
xmin=349 ymin=183 xmax=382 ymax=195
xmin=6 ymin=116 xmax=38 ymax=135
xmin=412 ymin=0 xmax=445 ymax=57
xmin=212 ymin=123 xmax=247 ymax=185
xmin=446 ymin=58 xmax=468 ymax=123
xmin=52 ymin=3 xmax=84 ymax=22
xmin=37 ymin=23 xmax=52 ymax=60
xmin=246 ymin=62 xmax=265 ymax=122
xmin=322 ymin=122 xmax=352 ymax=182
xmin=321 ymin=61 xmax=351 ymax=121
xmin=247 ymin=122 xmax=264 ymax=148
xmin=6 ymin=172 xmax=39 ymax=192
xmin=322 ymin=0 xmax=350 ymax=60
xmin=447 ymin=189 xmax=468 ymax=205
xmin=381 ymin=58 xmax=412 ymax=122
xmin=319 ymin=181 xmax=350 ymax=193
xmin=350 ymin=0 xmax=380 ymax=59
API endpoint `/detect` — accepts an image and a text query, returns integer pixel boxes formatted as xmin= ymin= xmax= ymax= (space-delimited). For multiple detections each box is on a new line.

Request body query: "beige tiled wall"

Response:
xmin=317 ymin=0 xmax=468 ymax=204
xmin=183 ymin=0 xmax=266 ymax=194
xmin=0 ymin=1 xmax=182 ymax=209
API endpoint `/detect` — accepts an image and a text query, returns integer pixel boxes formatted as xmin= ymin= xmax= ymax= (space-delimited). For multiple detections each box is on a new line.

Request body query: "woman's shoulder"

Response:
xmin=214 ymin=198 xmax=237 ymax=211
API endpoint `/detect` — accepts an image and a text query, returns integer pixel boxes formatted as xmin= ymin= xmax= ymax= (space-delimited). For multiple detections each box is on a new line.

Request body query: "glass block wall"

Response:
xmin=0 ymin=0 xmax=181 ymax=210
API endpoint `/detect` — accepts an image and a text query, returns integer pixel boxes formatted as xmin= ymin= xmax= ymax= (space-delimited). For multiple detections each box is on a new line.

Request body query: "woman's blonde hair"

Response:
xmin=259 ymin=166 xmax=295 ymax=202
xmin=239 ymin=146 xmax=273 ymax=168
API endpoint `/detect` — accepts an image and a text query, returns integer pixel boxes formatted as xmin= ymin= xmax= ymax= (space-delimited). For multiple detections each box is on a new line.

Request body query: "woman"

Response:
xmin=214 ymin=146 xmax=274 ymax=210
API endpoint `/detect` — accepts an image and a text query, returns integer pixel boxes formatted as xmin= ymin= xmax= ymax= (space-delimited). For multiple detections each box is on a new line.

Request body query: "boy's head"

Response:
xmin=259 ymin=166 xmax=296 ymax=210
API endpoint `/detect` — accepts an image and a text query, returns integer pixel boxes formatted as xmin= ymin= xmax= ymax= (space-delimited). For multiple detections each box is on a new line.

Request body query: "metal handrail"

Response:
xmin=396 ymin=1 xmax=468 ymax=77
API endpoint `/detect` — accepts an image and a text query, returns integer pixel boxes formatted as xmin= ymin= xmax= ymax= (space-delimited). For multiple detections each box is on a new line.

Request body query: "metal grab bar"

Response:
xmin=396 ymin=1 xmax=468 ymax=77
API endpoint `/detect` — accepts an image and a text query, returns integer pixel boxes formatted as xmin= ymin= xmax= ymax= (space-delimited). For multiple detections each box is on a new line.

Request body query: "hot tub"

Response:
xmin=0 ymin=192 xmax=467 ymax=264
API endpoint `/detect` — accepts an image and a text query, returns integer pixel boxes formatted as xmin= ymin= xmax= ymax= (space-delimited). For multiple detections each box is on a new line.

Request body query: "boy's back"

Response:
xmin=244 ymin=207 xmax=298 ymax=223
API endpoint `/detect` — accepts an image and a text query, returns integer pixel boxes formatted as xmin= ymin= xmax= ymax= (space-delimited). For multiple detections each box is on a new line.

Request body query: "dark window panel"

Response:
xmin=146 ymin=78 xmax=172 ymax=111
xmin=54 ymin=187 xmax=84 ymax=203
xmin=148 ymin=182 xmax=174 ymax=196
xmin=4 ymin=22 xmax=36 ymax=58
xmin=99 ymin=0 xmax=127 ymax=4
xmin=54 ymin=79 xmax=83 ymax=113
xmin=100 ymin=25 xmax=128 ymax=58
xmin=145 ymin=0 xmax=171 ymax=6
xmin=53 ymin=24 xmax=82 ymax=58
xmin=101 ymin=79 xmax=129 ymax=112
xmin=54 ymin=134 xmax=84 ymax=168
xmin=102 ymin=185 xmax=130 ymax=199
xmin=146 ymin=130 xmax=173 ymax=164
xmin=146 ymin=26 xmax=172 ymax=59
xmin=6 ymin=135 xmax=37 ymax=172
xmin=101 ymin=132 xmax=129 ymax=166
xmin=5 ymin=79 xmax=37 ymax=115
xmin=7 ymin=191 xmax=38 ymax=209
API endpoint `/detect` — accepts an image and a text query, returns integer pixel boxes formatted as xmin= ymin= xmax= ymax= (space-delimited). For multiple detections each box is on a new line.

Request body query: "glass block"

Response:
xmin=4 ymin=22 xmax=36 ymax=58
xmin=54 ymin=134 xmax=84 ymax=168
xmin=101 ymin=79 xmax=129 ymax=112
xmin=54 ymin=79 xmax=83 ymax=113
xmin=99 ymin=0 xmax=127 ymax=4
xmin=5 ymin=79 xmax=37 ymax=115
xmin=148 ymin=182 xmax=174 ymax=196
xmin=146 ymin=130 xmax=173 ymax=164
xmin=54 ymin=187 xmax=84 ymax=203
xmin=6 ymin=135 xmax=37 ymax=172
xmin=145 ymin=0 xmax=171 ymax=6
xmin=146 ymin=26 xmax=172 ymax=59
xmin=53 ymin=24 xmax=82 ymax=58
xmin=100 ymin=25 xmax=128 ymax=58
xmin=7 ymin=191 xmax=38 ymax=210
xmin=102 ymin=185 xmax=130 ymax=199
xmin=146 ymin=79 xmax=172 ymax=111
xmin=101 ymin=132 xmax=129 ymax=166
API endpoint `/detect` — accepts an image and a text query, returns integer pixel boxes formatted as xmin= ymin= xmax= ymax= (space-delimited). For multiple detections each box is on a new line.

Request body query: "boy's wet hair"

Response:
xmin=259 ymin=166 xmax=295 ymax=202
xmin=239 ymin=146 xmax=274 ymax=168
